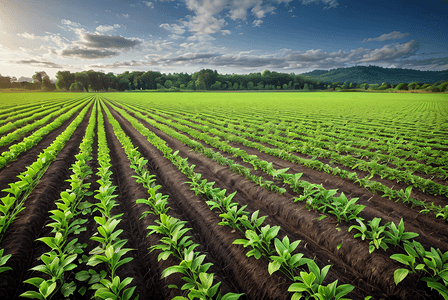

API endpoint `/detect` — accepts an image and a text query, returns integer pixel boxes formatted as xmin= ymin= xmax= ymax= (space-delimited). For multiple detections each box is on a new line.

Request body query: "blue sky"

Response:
xmin=0 ymin=0 xmax=447 ymax=79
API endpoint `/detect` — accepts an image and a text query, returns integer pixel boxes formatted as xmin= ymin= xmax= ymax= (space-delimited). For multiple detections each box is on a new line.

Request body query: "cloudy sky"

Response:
xmin=0 ymin=0 xmax=447 ymax=79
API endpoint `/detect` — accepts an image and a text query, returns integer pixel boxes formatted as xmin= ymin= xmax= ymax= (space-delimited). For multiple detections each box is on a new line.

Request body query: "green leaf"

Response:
xmin=161 ymin=265 xmax=186 ymax=278
xmin=75 ymin=270 xmax=90 ymax=281
xmin=19 ymin=291 xmax=45 ymax=299
xmin=61 ymin=281 xmax=76 ymax=297
xmin=335 ymin=284 xmax=355 ymax=300
xmin=221 ymin=293 xmax=244 ymax=300
xmin=288 ymin=283 xmax=309 ymax=292
xmin=268 ymin=260 xmax=281 ymax=275
xmin=394 ymin=269 xmax=409 ymax=285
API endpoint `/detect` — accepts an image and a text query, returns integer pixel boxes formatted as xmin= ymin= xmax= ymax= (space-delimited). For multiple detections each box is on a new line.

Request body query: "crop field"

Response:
xmin=0 ymin=92 xmax=447 ymax=300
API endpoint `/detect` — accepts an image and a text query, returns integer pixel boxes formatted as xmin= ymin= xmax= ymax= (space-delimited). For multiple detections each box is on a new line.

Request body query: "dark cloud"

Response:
xmin=173 ymin=53 xmax=219 ymax=61
xmin=15 ymin=59 xmax=63 ymax=68
xmin=61 ymin=48 xmax=118 ymax=59
xmin=82 ymin=33 xmax=141 ymax=49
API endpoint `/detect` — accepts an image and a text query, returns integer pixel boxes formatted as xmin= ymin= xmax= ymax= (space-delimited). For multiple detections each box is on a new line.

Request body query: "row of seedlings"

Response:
xmin=20 ymin=99 xmax=98 ymax=299
xmin=100 ymin=100 xmax=243 ymax=300
xmin=0 ymin=98 xmax=63 ymax=123
xmin=0 ymin=96 xmax=83 ymax=137
xmin=103 ymin=98 xmax=356 ymax=300
xmin=0 ymin=97 xmax=94 ymax=169
xmin=75 ymin=100 xmax=139 ymax=300
xmin=0 ymin=101 xmax=93 ymax=279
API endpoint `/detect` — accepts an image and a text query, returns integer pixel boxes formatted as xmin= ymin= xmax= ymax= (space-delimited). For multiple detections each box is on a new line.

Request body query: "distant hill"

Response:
xmin=301 ymin=66 xmax=448 ymax=85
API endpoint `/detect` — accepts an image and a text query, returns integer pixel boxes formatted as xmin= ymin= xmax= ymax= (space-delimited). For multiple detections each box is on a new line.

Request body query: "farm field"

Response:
xmin=0 ymin=92 xmax=447 ymax=300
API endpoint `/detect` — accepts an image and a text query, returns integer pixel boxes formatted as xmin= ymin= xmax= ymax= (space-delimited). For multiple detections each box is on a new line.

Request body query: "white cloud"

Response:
xmin=300 ymin=0 xmax=338 ymax=9
xmin=221 ymin=30 xmax=231 ymax=35
xmin=360 ymin=40 xmax=419 ymax=62
xmin=160 ymin=23 xmax=186 ymax=35
xmin=61 ymin=19 xmax=82 ymax=27
xmin=96 ymin=24 xmax=121 ymax=32
xmin=143 ymin=1 xmax=154 ymax=8
xmin=123 ymin=14 xmax=129 ymax=18
xmin=362 ymin=31 xmax=411 ymax=43
xmin=252 ymin=20 xmax=263 ymax=27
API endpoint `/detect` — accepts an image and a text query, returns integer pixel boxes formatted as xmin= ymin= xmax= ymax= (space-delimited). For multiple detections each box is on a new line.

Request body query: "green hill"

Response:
xmin=301 ymin=66 xmax=448 ymax=85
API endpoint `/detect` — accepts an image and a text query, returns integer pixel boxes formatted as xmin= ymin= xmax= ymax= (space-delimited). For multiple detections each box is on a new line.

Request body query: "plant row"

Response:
xmin=0 ymin=97 xmax=82 ymax=135
xmin=21 ymin=99 xmax=97 ymax=299
xmin=0 ymin=98 xmax=94 ymax=169
xmin=0 ymin=97 xmax=87 ymax=147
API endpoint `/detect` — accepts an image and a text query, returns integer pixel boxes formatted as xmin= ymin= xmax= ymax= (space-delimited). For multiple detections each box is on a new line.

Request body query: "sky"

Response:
xmin=0 ymin=0 xmax=447 ymax=80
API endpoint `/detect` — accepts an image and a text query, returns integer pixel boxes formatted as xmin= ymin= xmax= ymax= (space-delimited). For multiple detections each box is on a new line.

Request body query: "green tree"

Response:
xmin=75 ymin=72 xmax=90 ymax=92
xmin=55 ymin=71 xmax=75 ymax=91
xmin=42 ymin=76 xmax=55 ymax=91
xmin=164 ymin=80 xmax=173 ymax=89
xmin=378 ymin=82 xmax=391 ymax=90
xmin=210 ymin=81 xmax=222 ymax=90
xmin=247 ymin=81 xmax=254 ymax=90
xmin=395 ymin=83 xmax=408 ymax=90
xmin=233 ymin=82 xmax=239 ymax=90
xmin=408 ymin=82 xmax=418 ymax=90
xmin=69 ymin=82 xmax=83 ymax=92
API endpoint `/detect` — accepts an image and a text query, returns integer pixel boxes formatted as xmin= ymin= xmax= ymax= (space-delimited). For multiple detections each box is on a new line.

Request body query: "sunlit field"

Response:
xmin=0 ymin=91 xmax=447 ymax=300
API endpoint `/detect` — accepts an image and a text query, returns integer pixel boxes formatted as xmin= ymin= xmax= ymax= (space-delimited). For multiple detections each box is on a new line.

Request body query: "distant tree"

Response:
xmin=0 ymin=75 xmax=12 ymax=89
xmin=438 ymin=82 xmax=448 ymax=92
xmin=247 ymin=81 xmax=254 ymax=90
xmin=341 ymin=81 xmax=349 ymax=89
xmin=368 ymin=84 xmax=380 ymax=90
xmin=116 ymin=77 xmax=130 ymax=91
xmin=75 ymin=72 xmax=90 ymax=92
xmin=261 ymin=69 xmax=271 ymax=77
xmin=180 ymin=84 xmax=186 ymax=89
xmin=32 ymin=71 xmax=48 ymax=83
xmin=56 ymin=71 xmax=75 ymax=91
xmin=303 ymin=83 xmax=310 ymax=91
xmin=164 ymin=80 xmax=173 ymax=89
xmin=427 ymin=85 xmax=440 ymax=92
xmin=42 ymin=76 xmax=56 ymax=91
xmin=282 ymin=83 xmax=287 ymax=90
xmin=187 ymin=81 xmax=195 ymax=90
xmin=408 ymin=82 xmax=418 ymax=90
xmin=233 ymin=82 xmax=239 ymax=90
xmin=395 ymin=83 xmax=408 ymax=90
xmin=69 ymin=82 xmax=83 ymax=92
xmin=210 ymin=81 xmax=221 ymax=90
xmin=378 ymin=82 xmax=391 ymax=90
xmin=257 ymin=82 xmax=264 ymax=90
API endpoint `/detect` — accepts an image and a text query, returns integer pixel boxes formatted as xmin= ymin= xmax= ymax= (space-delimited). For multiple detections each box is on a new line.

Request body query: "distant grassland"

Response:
xmin=0 ymin=92 xmax=86 ymax=107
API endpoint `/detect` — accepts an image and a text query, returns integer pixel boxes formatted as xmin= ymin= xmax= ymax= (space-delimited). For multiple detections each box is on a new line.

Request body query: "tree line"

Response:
xmin=1 ymin=68 xmax=447 ymax=92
